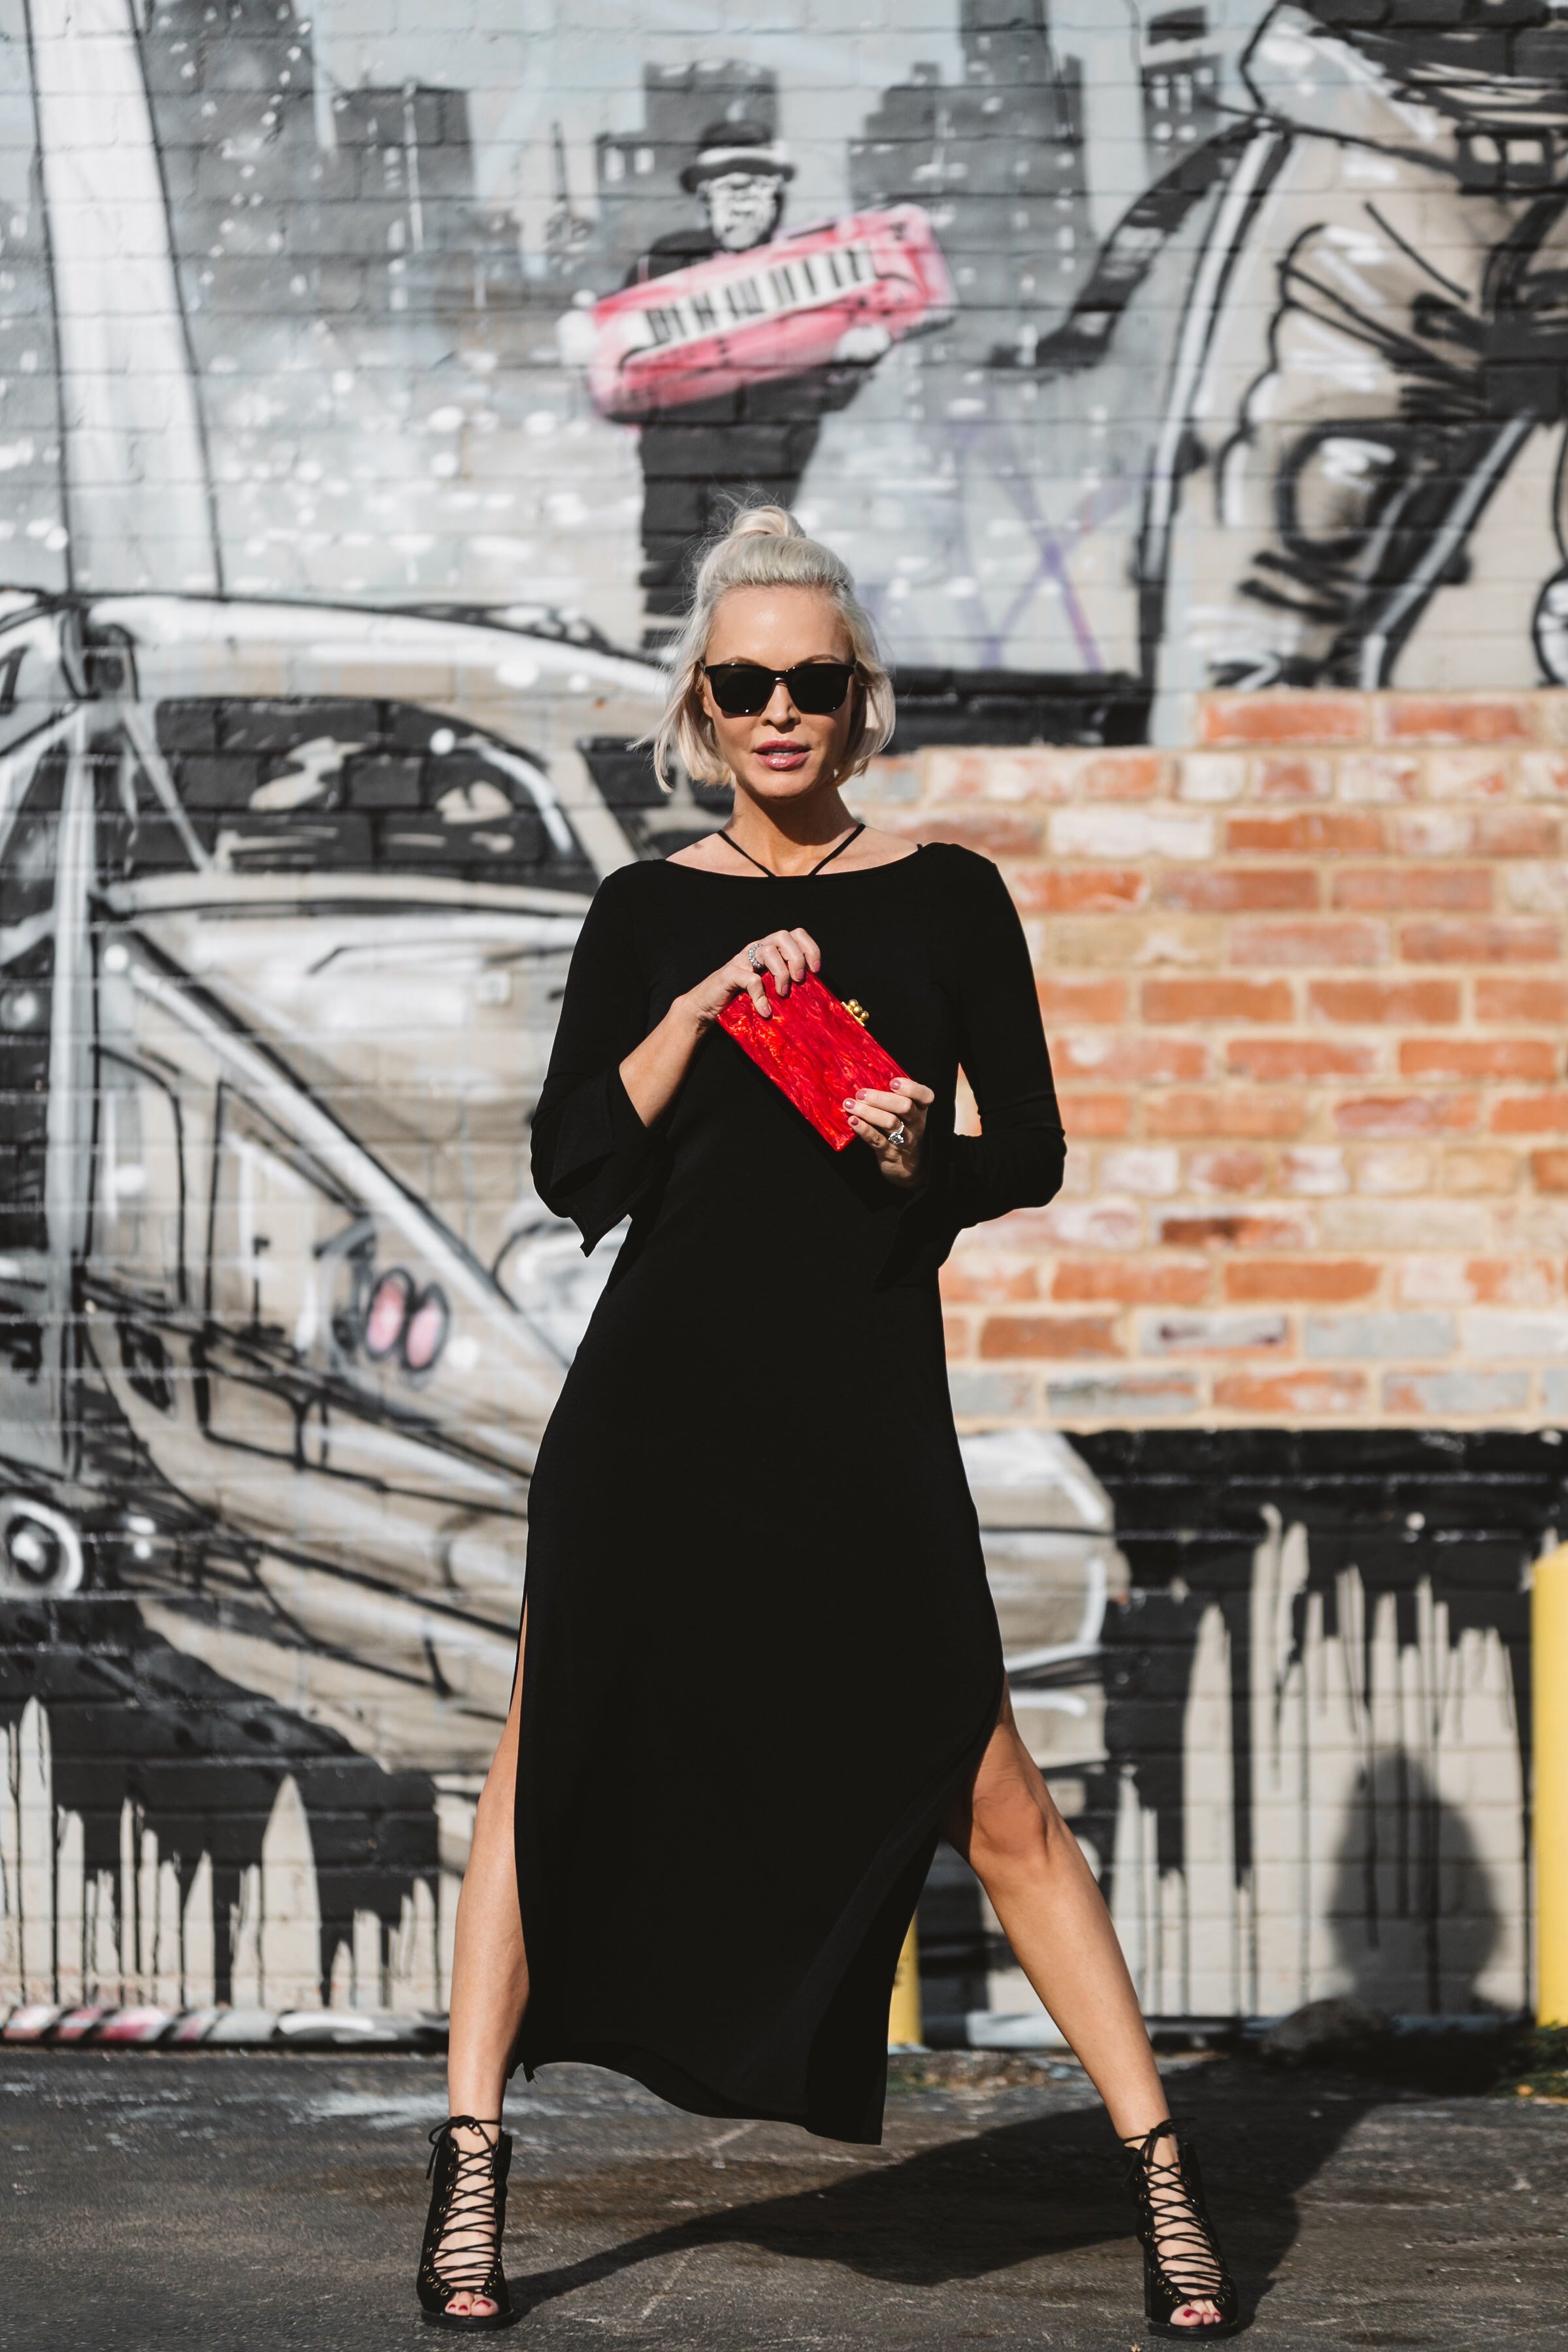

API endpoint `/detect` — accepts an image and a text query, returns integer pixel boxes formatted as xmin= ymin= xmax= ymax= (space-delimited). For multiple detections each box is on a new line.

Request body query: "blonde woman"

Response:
xmin=415 ymin=509 xmax=1238 ymax=2338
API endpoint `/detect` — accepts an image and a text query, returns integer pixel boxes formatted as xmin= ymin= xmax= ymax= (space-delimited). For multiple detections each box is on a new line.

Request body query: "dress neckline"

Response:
xmin=662 ymin=840 xmax=925 ymax=882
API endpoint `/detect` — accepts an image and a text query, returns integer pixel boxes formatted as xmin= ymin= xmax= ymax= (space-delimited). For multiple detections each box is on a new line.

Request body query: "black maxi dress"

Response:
xmin=515 ymin=842 xmax=1066 ymax=2144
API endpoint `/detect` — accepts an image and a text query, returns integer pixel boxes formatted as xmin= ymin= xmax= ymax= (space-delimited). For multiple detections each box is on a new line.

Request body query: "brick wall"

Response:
xmin=856 ymin=693 xmax=1568 ymax=1431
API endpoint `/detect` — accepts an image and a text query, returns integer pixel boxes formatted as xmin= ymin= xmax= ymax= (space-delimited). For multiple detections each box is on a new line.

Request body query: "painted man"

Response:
xmin=1041 ymin=3 xmax=1568 ymax=726
xmin=619 ymin=122 xmax=883 ymax=640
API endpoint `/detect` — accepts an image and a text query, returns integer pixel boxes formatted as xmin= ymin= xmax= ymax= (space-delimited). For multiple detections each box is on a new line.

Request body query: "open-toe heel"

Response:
xmin=1121 ymin=2118 xmax=1240 ymax=2340
xmin=417 ymin=2114 xmax=514 ymax=2330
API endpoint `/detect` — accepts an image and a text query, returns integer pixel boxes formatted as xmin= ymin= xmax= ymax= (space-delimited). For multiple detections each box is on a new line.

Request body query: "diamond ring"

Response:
xmin=747 ymin=944 xmax=766 ymax=972
xmin=888 ymin=1122 xmax=907 ymax=1147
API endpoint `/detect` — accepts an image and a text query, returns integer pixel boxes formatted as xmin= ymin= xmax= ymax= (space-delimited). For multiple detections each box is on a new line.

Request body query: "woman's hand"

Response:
xmin=683 ymin=927 xmax=821 ymax=1026
xmin=845 ymin=1079 xmax=936 ymax=1188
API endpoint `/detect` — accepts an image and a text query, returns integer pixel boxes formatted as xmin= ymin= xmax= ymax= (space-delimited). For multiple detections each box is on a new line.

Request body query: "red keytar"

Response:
xmin=717 ymin=970 xmax=910 ymax=1151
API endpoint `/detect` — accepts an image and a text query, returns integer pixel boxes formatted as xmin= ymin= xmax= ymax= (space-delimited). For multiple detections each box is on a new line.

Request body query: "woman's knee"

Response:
xmin=966 ymin=1758 xmax=1062 ymax=1876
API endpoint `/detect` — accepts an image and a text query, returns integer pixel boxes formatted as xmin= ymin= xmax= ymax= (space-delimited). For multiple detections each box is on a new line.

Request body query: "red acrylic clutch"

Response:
xmin=717 ymin=970 xmax=909 ymax=1151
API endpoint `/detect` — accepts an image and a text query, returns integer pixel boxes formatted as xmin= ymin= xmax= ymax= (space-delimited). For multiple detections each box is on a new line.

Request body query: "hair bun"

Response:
xmin=725 ymin=504 xmax=804 ymax=544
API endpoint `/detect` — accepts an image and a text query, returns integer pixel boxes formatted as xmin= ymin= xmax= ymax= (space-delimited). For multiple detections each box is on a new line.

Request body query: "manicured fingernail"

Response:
xmin=841 ymin=1098 xmax=854 ymax=1110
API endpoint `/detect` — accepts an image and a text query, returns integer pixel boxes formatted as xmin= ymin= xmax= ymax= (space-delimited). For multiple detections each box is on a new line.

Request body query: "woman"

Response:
xmin=415 ymin=509 xmax=1238 ymax=2339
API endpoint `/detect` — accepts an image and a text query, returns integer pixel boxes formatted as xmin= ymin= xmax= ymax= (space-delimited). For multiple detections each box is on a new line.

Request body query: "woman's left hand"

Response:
xmin=843 ymin=1079 xmax=935 ymax=1188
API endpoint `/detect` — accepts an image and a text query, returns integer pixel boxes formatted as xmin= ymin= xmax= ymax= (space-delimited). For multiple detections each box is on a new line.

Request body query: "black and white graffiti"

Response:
xmin=0 ymin=0 xmax=1550 ymax=2033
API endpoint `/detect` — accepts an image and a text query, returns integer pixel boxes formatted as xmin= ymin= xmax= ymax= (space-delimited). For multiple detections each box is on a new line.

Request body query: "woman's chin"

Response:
xmin=736 ymin=759 xmax=826 ymax=802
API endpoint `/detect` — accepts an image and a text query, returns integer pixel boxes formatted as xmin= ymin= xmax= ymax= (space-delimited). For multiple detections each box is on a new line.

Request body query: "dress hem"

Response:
xmin=510 ymin=1662 xmax=1004 ymax=2145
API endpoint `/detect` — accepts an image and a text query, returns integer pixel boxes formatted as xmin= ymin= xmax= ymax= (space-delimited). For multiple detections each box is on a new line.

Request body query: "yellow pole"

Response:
xmin=888 ymin=1915 xmax=923 ymax=2048
xmin=1535 ymin=1541 xmax=1568 ymax=2025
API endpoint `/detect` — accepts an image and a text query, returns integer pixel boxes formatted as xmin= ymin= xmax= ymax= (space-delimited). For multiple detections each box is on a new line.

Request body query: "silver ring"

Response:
xmin=888 ymin=1121 xmax=907 ymax=1147
xmin=747 ymin=943 xmax=765 ymax=973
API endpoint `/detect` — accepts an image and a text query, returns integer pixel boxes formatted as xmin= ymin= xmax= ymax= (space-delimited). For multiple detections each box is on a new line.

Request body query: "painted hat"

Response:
xmin=679 ymin=120 xmax=794 ymax=192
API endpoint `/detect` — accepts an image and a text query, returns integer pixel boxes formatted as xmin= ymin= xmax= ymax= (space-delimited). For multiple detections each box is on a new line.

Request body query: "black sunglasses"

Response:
xmin=702 ymin=660 xmax=858 ymax=717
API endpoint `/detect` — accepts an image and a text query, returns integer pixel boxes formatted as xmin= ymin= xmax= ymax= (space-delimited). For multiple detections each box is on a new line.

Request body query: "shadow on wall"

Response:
xmin=1329 ymin=1754 xmax=1501 ymax=2020
xmin=1074 ymin=1429 xmax=1556 ymax=2023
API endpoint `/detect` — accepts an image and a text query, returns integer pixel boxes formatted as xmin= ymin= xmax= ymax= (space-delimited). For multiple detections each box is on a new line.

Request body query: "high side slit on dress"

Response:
xmin=516 ymin=842 xmax=1066 ymax=2144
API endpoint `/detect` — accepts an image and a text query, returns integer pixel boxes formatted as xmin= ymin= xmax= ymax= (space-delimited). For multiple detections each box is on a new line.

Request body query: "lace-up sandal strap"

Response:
xmin=425 ymin=2119 xmax=508 ymax=2296
xmin=1120 ymin=2117 xmax=1179 ymax=2168
xmin=1120 ymin=2120 xmax=1237 ymax=2329
xmin=427 ymin=2114 xmax=504 ymax=2174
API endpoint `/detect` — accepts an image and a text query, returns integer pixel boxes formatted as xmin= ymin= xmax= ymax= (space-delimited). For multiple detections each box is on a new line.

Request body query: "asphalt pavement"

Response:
xmin=3 ymin=2048 xmax=1563 ymax=2349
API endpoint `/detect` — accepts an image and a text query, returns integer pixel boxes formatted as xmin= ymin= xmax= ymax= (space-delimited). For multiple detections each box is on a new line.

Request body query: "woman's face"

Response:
xmin=698 ymin=585 xmax=859 ymax=811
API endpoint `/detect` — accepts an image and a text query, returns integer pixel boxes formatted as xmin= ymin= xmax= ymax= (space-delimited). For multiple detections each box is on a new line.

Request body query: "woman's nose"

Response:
xmin=761 ymin=679 xmax=798 ymax=724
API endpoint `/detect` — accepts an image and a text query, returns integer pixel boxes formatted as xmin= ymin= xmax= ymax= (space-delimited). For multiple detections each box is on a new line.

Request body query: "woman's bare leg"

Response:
xmin=941 ymin=1686 xmax=1220 ymax=2329
xmin=435 ymin=1611 xmax=530 ymax=2318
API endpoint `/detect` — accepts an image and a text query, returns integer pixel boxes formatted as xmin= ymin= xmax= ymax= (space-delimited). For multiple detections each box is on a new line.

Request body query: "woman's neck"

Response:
xmin=723 ymin=789 xmax=857 ymax=877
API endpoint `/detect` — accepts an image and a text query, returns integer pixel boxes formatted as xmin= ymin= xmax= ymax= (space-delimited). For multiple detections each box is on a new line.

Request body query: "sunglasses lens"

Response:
xmin=788 ymin=663 xmax=854 ymax=713
xmin=706 ymin=663 xmax=857 ymax=716
xmin=706 ymin=665 xmax=772 ymax=716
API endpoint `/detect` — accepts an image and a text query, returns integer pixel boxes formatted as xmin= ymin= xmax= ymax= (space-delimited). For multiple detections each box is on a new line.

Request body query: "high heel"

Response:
xmin=1120 ymin=2119 xmax=1240 ymax=2340
xmin=417 ymin=2114 xmax=513 ymax=2329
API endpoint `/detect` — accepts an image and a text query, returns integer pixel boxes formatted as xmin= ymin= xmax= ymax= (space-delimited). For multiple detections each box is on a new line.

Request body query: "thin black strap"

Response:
xmin=717 ymin=828 xmax=776 ymax=876
xmin=715 ymin=823 xmax=866 ymax=878
xmin=808 ymin=823 xmax=865 ymax=875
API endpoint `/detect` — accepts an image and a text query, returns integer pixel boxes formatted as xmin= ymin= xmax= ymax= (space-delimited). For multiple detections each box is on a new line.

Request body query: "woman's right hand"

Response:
xmin=683 ymin=927 xmax=821 ymax=1025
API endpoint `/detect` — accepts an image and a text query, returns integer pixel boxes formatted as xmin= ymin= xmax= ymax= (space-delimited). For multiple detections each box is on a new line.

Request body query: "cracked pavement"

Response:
xmin=3 ymin=2049 xmax=1563 ymax=2347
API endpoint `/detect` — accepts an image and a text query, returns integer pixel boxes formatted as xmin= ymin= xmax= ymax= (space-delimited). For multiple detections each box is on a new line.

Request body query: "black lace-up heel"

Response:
xmin=1121 ymin=2119 xmax=1239 ymax=2340
xmin=417 ymin=2115 xmax=514 ymax=2329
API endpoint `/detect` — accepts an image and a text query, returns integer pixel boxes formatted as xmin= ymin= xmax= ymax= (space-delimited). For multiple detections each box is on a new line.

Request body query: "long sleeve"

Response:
xmin=880 ymin=853 xmax=1066 ymax=1283
xmin=531 ymin=867 xmax=664 ymax=1254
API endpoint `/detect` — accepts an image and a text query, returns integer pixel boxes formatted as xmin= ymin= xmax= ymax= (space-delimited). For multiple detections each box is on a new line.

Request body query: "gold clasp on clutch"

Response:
xmin=843 ymin=998 xmax=870 ymax=1026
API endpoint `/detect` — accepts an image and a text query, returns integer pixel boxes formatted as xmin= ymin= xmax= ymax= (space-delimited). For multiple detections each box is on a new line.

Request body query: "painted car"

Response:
xmin=0 ymin=592 xmax=674 ymax=1767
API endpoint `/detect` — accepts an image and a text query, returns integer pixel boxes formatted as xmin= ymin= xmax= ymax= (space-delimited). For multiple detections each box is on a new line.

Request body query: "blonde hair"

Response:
xmin=651 ymin=504 xmax=895 ymax=791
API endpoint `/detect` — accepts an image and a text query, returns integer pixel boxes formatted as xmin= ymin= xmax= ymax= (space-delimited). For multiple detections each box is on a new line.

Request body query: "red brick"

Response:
xmin=940 ymin=1257 xmax=1039 ymax=1305
xmin=1146 ymin=1091 xmax=1305 ymax=1140
xmin=1059 ymin=1091 xmax=1132 ymax=1138
xmin=1383 ymin=1371 xmax=1529 ymax=1414
xmin=1334 ymin=1094 xmax=1479 ymax=1135
xmin=893 ymin=809 xmax=1043 ymax=856
xmin=1001 ymin=1203 xmax=1143 ymax=1250
xmin=1425 ymin=750 xmax=1513 ymax=800
xmin=1332 ymin=866 xmax=1492 ymax=911
xmin=1052 ymin=1260 xmax=1210 ymax=1306
xmin=1012 ymin=866 xmax=1147 ymax=913
xmin=1401 ymin=919 xmax=1560 ymax=963
xmin=943 ymin=1313 xmax=972 ymax=1358
xmin=979 ymin=1315 xmax=1122 ymax=1359
xmin=1186 ymin=1149 xmax=1269 ymax=1193
xmin=1224 ymin=1258 xmax=1380 ymax=1303
xmin=1084 ymin=751 xmax=1164 ymax=800
xmin=1377 ymin=694 xmax=1537 ymax=745
xmin=1471 ymin=810 xmax=1562 ymax=856
xmin=1037 ymin=977 xmax=1126 ymax=1023
xmin=1490 ymin=1094 xmax=1568 ymax=1134
xmin=1213 ymin=1368 xmax=1368 ymax=1414
xmin=1475 ymin=977 xmax=1568 ymax=1024
xmin=1399 ymin=1038 xmax=1558 ymax=1081
xmin=1228 ymin=1037 xmax=1379 ymax=1080
xmin=1464 ymin=1258 xmax=1559 ymax=1305
xmin=1308 ymin=978 xmax=1462 ymax=1024
xmin=1254 ymin=753 xmax=1331 ymax=800
xmin=1340 ymin=754 xmax=1422 ymax=804
xmin=1228 ymin=810 xmax=1384 ymax=854
xmin=1232 ymin=919 xmax=1385 ymax=968
xmin=1158 ymin=1213 xmax=1313 ymax=1248
xmin=1531 ymin=1151 xmax=1568 ymax=1190
xmin=1056 ymin=1036 xmax=1209 ymax=1083
xmin=1156 ymin=866 xmax=1318 ymax=913
xmin=1200 ymin=692 xmax=1367 ymax=746
xmin=1143 ymin=977 xmax=1294 ymax=1024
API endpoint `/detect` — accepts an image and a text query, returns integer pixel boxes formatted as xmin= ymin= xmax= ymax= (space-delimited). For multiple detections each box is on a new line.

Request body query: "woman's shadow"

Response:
xmin=507 ymin=2061 xmax=1382 ymax=2331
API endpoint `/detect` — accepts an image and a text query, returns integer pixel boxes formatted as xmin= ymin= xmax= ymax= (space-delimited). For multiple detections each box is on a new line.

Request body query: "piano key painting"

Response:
xmin=579 ymin=206 xmax=955 ymax=420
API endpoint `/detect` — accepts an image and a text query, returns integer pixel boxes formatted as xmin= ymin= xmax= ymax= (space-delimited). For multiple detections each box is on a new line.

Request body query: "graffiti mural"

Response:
xmin=3 ymin=0 xmax=1563 ymax=2034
